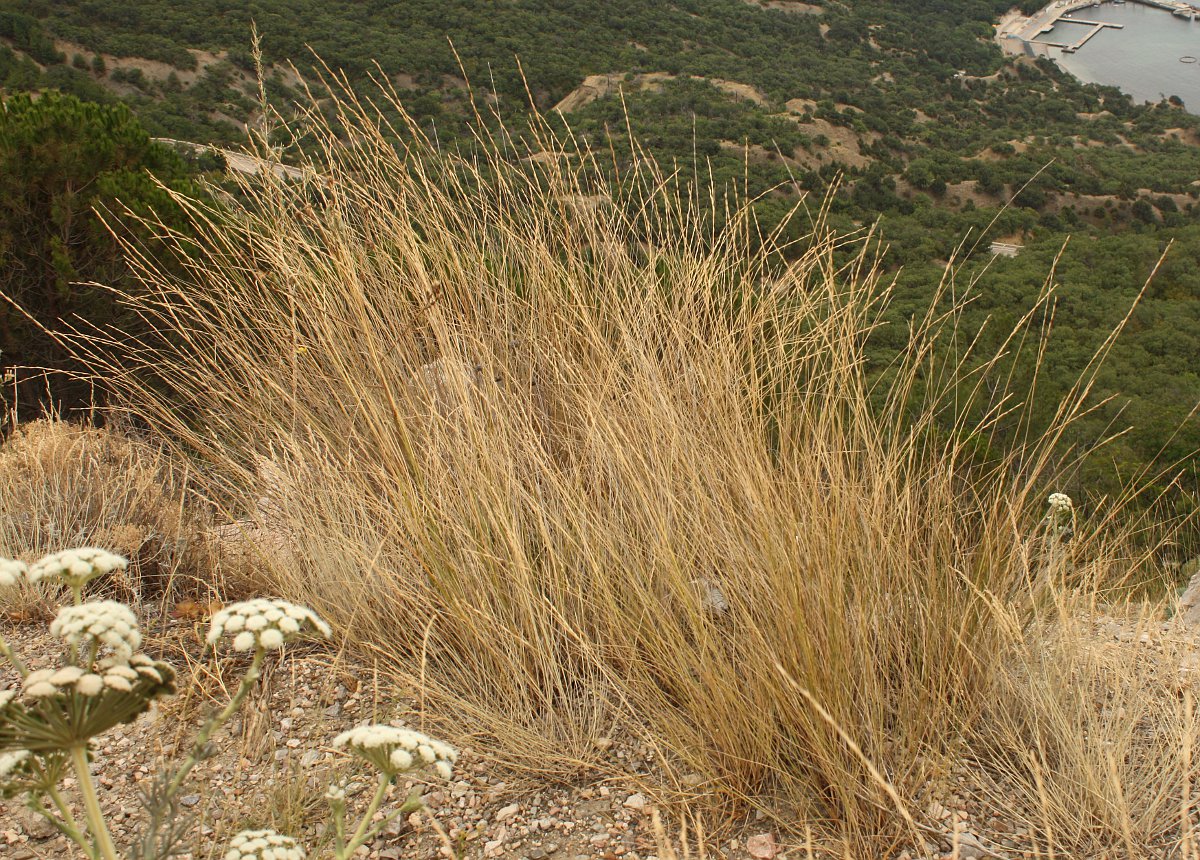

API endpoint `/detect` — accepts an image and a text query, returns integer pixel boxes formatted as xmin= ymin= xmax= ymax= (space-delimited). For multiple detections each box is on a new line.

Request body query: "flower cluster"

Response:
xmin=29 ymin=548 xmax=127 ymax=589
xmin=50 ymin=601 xmax=141 ymax=663
xmin=23 ymin=656 xmax=168 ymax=700
xmin=332 ymin=724 xmax=457 ymax=779
xmin=206 ymin=599 xmax=332 ymax=652
xmin=0 ymin=749 xmax=29 ymax=779
xmin=0 ymin=559 xmax=28 ymax=589
xmin=1047 ymin=492 xmax=1073 ymax=515
xmin=2 ymin=655 xmax=175 ymax=753
xmin=224 ymin=829 xmax=305 ymax=860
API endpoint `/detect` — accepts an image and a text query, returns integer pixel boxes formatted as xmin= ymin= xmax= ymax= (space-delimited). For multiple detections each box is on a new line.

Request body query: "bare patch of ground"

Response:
xmin=709 ymin=78 xmax=768 ymax=106
xmin=553 ymin=73 xmax=768 ymax=114
xmin=553 ymin=73 xmax=672 ymax=113
xmin=943 ymin=179 xmax=993 ymax=209
xmin=52 ymin=40 xmax=226 ymax=88
xmin=1162 ymin=126 xmax=1200 ymax=146
xmin=780 ymin=101 xmax=875 ymax=169
xmin=741 ymin=0 xmax=823 ymax=14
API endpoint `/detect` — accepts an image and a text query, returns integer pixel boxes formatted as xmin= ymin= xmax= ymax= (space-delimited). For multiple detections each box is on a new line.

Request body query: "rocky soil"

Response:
xmin=4 ymin=606 xmax=1200 ymax=860
xmin=0 ymin=616 xmax=730 ymax=860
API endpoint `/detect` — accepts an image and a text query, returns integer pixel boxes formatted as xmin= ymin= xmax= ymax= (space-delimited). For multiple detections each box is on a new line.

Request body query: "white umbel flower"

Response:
xmin=50 ymin=601 xmax=141 ymax=663
xmin=29 ymin=656 xmax=169 ymax=697
xmin=124 ymin=654 xmax=169 ymax=683
xmin=29 ymin=548 xmax=127 ymax=588
xmin=224 ymin=828 xmax=305 ymax=860
xmin=21 ymin=666 xmax=118 ymax=698
xmin=0 ymin=558 xmax=28 ymax=589
xmin=332 ymin=724 xmax=457 ymax=778
xmin=1047 ymin=492 xmax=1073 ymax=514
xmin=0 ymin=749 xmax=30 ymax=779
xmin=206 ymin=599 xmax=331 ymax=652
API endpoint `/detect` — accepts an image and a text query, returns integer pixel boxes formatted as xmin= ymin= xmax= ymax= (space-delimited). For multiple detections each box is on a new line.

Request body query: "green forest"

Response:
xmin=2 ymin=0 xmax=1200 ymax=544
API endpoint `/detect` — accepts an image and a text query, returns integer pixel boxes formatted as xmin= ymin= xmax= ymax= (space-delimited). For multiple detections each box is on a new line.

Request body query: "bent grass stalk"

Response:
xmin=0 ymin=632 xmax=26 ymax=677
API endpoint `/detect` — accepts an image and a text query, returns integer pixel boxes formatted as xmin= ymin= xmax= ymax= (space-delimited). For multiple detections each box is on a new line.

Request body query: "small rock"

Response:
xmin=954 ymin=832 xmax=989 ymax=860
xmin=746 ymin=832 xmax=778 ymax=859
xmin=927 ymin=801 xmax=950 ymax=821
xmin=179 ymin=794 xmax=200 ymax=808
xmin=12 ymin=808 xmax=56 ymax=840
xmin=1177 ymin=564 xmax=1200 ymax=626
xmin=623 ymin=793 xmax=647 ymax=811
xmin=497 ymin=802 xmax=520 ymax=821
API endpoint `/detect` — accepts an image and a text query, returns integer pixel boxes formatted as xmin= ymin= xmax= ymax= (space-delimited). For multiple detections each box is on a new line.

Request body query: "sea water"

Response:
xmin=1036 ymin=2 xmax=1200 ymax=111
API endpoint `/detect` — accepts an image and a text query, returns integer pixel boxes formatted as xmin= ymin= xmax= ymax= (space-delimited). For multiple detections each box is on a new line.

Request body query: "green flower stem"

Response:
xmin=165 ymin=648 xmax=265 ymax=800
xmin=352 ymin=787 xmax=424 ymax=850
xmin=330 ymin=794 xmax=348 ymax=856
xmin=70 ymin=744 xmax=119 ymax=860
xmin=64 ymin=586 xmax=85 ymax=664
xmin=28 ymin=794 xmax=98 ymax=859
xmin=339 ymin=772 xmax=392 ymax=859
xmin=0 ymin=629 xmax=27 ymax=676
xmin=46 ymin=782 xmax=90 ymax=849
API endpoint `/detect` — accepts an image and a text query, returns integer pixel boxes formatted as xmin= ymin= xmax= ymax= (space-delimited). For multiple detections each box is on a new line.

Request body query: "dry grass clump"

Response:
xmin=0 ymin=418 xmax=213 ymax=608
xmin=979 ymin=589 xmax=1200 ymax=858
xmin=78 ymin=84 xmax=1196 ymax=856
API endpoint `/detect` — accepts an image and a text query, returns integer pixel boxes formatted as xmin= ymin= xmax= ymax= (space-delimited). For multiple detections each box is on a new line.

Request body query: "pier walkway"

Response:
xmin=1033 ymin=17 xmax=1124 ymax=52
xmin=999 ymin=0 xmax=1200 ymax=55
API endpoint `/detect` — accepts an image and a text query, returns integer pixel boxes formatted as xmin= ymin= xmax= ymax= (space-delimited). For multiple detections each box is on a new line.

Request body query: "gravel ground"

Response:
xmin=3 ymin=608 xmax=1198 ymax=860
xmin=0 ymin=616 xmax=734 ymax=860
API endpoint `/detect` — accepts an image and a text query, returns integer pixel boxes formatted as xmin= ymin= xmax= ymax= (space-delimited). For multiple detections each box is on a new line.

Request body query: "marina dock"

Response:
xmin=1034 ymin=17 xmax=1124 ymax=52
xmin=1000 ymin=0 xmax=1200 ymax=55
